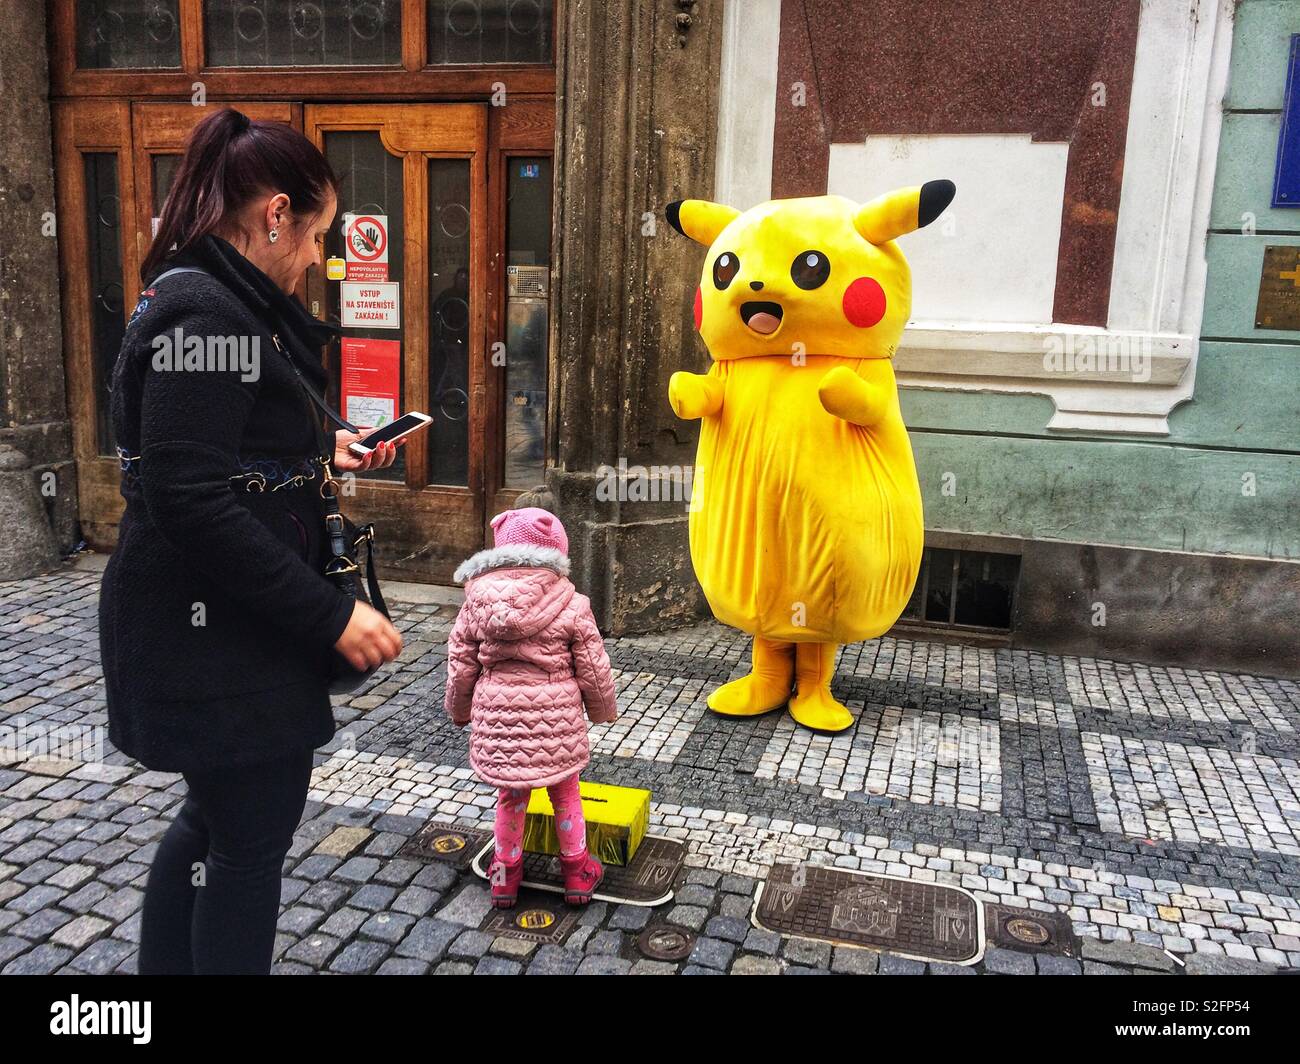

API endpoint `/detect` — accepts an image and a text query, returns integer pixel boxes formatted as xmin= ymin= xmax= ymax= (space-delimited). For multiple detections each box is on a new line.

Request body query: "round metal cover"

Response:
xmin=638 ymin=924 xmax=695 ymax=962
xmin=430 ymin=832 xmax=467 ymax=854
xmin=516 ymin=909 xmax=556 ymax=931
xmin=1005 ymin=916 xmax=1051 ymax=946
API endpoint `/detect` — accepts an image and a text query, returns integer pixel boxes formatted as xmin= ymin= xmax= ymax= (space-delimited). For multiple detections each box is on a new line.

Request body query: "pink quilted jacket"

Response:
xmin=444 ymin=544 xmax=618 ymax=788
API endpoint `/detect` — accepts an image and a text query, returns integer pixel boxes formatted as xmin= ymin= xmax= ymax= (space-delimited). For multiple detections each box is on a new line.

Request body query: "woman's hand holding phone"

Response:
xmin=333 ymin=427 xmax=401 ymax=472
xmin=335 ymin=600 xmax=403 ymax=670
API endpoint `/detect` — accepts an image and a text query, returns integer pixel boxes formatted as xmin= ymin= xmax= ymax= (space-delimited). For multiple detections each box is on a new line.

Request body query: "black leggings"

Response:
xmin=138 ymin=747 xmax=313 ymax=975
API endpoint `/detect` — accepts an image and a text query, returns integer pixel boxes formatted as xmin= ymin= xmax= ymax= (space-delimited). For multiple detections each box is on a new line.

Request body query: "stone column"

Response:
xmin=0 ymin=1 xmax=76 ymax=554
xmin=549 ymin=0 xmax=723 ymax=634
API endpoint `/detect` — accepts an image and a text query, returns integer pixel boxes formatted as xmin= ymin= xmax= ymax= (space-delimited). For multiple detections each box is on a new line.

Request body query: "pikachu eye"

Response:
xmin=791 ymin=250 xmax=831 ymax=290
xmin=712 ymin=252 xmax=740 ymax=290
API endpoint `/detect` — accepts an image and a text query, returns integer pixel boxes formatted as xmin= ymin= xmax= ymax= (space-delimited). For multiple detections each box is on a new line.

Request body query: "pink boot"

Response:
xmin=559 ymin=849 xmax=604 ymax=905
xmin=488 ymin=855 xmax=523 ymax=909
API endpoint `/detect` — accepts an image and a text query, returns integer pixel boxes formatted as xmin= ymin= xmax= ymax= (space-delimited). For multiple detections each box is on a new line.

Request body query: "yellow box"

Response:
xmin=522 ymin=781 xmax=650 ymax=867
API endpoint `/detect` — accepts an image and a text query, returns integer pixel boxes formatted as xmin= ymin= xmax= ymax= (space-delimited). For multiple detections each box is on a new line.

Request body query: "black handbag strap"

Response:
xmin=152 ymin=265 xmax=388 ymax=619
xmin=150 ymin=265 xmax=358 ymax=439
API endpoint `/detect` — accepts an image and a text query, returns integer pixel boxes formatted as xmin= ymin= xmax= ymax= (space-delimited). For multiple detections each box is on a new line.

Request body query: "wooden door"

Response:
xmin=304 ymin=104 xmax=489 ymax=581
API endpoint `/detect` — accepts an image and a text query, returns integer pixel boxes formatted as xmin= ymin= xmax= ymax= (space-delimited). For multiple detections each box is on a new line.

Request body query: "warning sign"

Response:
xmin=344 ymin=213 xmax=389 ymax=281
xmin=341 ymin=281 xmax=400 ymax=329
xmin=340 ymin=337 xmax=401 ymax=428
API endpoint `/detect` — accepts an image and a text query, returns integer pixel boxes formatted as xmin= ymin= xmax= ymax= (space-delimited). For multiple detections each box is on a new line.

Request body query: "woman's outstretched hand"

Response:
xmin=335 ymin=600 xmax=403 ymax=671
xmin=333 ymin=427 xmax=402 ymax=472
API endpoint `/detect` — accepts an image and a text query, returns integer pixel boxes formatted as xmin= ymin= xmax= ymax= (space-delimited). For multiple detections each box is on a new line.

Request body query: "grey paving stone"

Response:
xmin=586 ymin=929 xmax=623 ymax=956
xmin=284 ymin=933 xmax=341 ymax=967
xmin=609 ymin=905 xmax=652 ymax=932
xmin=527 ymin=945 xmax=583 ymax=975
xmin=577 ymin=955 xmax=633 ymax=975
xmin=782 ymin=965 xmax=832 ymax=975
xmin=474 ymin=956 xmax=523 ymax=975
xmin=328 ymin=939 xmax=391 ymax=974
xmin=395 ymin=918 xmax=461 ymax=962
xmin=984 ymin=947 xmax=1036 ymax=975
xmin=704 ymin=915 xmax=749 ymax=944
xmin=831 ymin=946 xmax=879 ymax=974
xmin=743 ymin=928 xmax=782 ymax=956
xmin=348 ymin=883 xmax=398 ymax=911
xmin=878 ymin=953 xmax=926 ymax=975
xmin=731 ymin=955 xmax=782 ymax=975
xmin=68 ymin=938 xmax=136 ymax=975
xmin=1080 ymin=937 xmax=1177 ymax=972
xmin=434 ymin=961 xmax=474 ymax=975
xmin=319 ymin=907 xmax=368 ymax=939
xmin=377 ymin=957 xmax=430 ymax=975
xmin=1082 ymin=961 xmax=1125 ymax=975
xmin=359 ymin=911 xmax=416 ymax=945
xmin=333 ymin=856 xmax=381 ymax=884
xmin=3 ymin=943 xmax=73 ymax=974
xmin=666 ymin=904 xmax=708 ymax=932
xmin=928 ymin=961 xmax=978 ymax=975
xmin=278 ymin=906 xmax=325 ymax=936
xmin=437 ymin=884 xmax=494 ymax=927
xmin=449 ymin=929 xmax=494 ymax=960
xmin=783 ymin=937 xmax=832 ymax=967
xmin=681 ymin=964 xmax=724 ymax=975
xmin=1036 ymin=954 xmax=1083 ymax=975
xmin=392 ymin=885 xmax=440 ymax=918
xmin=688 ymin=936 xmax=736 ymax=971
xmin=1183 ymin=954 xmax=1279 ymax=976
xmin=630 ymin=959 xmax=679 ymax=975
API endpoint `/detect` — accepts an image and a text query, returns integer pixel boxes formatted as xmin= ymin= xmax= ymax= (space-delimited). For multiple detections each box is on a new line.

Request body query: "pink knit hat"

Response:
xmin=490 ymin=507 xmax=569 ymax=555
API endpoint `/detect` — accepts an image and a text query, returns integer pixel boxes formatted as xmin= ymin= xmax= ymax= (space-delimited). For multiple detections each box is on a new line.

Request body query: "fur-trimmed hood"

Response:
xmin=453 ymin=544 xmax=571 ymax=583
xmin=452 ymin=545 xmax=575 ymax=641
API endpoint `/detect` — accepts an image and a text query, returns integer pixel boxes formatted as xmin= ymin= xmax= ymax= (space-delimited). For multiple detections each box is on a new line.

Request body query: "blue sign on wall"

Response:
xmin=1273 ymin=34 xmax=1300 ymax=207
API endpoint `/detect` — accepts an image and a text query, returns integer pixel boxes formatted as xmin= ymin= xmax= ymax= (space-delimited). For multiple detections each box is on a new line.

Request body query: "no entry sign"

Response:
xmin=344 ymin=213 xmax=389 ymax=281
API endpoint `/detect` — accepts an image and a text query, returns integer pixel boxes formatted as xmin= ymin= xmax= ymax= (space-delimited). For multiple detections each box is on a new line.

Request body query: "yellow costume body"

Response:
xmin=666 ymin=188 xmax=955 ymax=732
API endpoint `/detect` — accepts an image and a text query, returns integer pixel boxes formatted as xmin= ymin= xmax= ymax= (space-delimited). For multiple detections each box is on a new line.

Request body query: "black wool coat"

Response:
xmin=100 ymin=236 xmax=355 ymax=772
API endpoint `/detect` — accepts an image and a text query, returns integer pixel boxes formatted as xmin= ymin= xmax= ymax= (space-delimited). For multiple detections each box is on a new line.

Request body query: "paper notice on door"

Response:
xmin=340 ymin=281 xmax=401 ymax=329
xmin=340 ymin=337 xmax=401 ymax=428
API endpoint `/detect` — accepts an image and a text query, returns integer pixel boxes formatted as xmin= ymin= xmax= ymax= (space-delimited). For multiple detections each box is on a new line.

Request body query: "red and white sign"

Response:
xmin=344 ymin=213 xmax=389 ymax=281
xmin=340 ymin=281 xmax=400 ymax=329
xmin=340 ymin=337 xmax=401 ymax=429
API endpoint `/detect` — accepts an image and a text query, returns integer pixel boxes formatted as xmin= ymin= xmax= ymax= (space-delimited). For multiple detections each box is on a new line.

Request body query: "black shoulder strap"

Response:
xmin=150 ymin=265 xmax=358 ymax=438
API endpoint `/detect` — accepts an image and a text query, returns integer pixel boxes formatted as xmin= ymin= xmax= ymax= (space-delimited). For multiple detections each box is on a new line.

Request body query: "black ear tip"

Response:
xmin=665 ymin=200 xmax=685 ymax=235
xmin=918 ymin=180 xmax=956 ymax=228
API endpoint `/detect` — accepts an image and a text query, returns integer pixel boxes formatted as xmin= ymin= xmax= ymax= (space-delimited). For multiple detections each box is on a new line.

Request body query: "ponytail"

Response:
xmin=140 ymin=107 xmax=338 ymax=283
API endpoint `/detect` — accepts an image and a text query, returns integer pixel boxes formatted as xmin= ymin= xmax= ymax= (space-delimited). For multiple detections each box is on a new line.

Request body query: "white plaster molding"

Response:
xmin=714 ymin=0 xmax=781 ymax=210
xmin=713 ymin=0 xmax=1234 ymax=436
xmin=896 ymin=321 xmax=1195 ymax=435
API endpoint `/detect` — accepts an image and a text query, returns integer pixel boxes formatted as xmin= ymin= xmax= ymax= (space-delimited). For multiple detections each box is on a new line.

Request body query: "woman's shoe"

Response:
xmin=488 ymin=855 xmax=524 ymax=909
xmin=559 ymin=850 xmax=604 ymax=905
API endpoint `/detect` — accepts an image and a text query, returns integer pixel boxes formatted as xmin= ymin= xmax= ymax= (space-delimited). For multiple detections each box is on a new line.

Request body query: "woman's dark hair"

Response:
xmin=140 ymin=107 xmax=340 ymax=282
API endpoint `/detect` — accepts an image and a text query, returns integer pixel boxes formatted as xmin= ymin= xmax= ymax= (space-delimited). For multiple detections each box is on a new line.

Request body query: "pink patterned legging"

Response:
xmin=494 ymin=773 xmax=586 ymax=862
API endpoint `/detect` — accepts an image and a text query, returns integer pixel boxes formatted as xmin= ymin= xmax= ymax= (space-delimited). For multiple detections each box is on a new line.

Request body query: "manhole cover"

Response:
xmin=471 ymin=835 xmax=684 ymax=906
xmin=480 ymin=903 xmax=579 ymax=945
xmin=637 ymin=924 xmax=695 ymax=962
xmin=754 ymin=865 xmax=985 ymax=965
xmin=400 ymin=821 xmax=492 ymax=870
xmin=986 ymin=904 xmax=1077 ymax=957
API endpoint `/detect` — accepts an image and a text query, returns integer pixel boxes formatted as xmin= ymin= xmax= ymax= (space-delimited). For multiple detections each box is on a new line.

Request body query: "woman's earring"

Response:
xmin=268 ymin=228 xmax=279 ymax=244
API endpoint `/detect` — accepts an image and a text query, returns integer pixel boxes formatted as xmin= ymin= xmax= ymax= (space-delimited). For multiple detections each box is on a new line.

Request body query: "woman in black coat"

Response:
xmin=100 ymin=108 xmax=403 ymax=974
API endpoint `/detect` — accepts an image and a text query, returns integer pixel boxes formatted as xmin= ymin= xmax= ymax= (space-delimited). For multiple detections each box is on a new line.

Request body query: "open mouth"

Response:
xmin=740 ymin=300 xmax=784 ymax=335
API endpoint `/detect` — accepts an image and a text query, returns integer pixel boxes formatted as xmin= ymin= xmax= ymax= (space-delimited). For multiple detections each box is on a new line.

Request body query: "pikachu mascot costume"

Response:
xmin=666 ymin=182 xmax=955 ymax=733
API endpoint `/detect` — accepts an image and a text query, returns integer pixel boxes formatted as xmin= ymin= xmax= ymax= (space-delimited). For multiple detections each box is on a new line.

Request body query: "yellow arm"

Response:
xmin=817 ymin=365 xmax=887 ymax=428
xmin=669 ymin=370 xmax=724 ymax=420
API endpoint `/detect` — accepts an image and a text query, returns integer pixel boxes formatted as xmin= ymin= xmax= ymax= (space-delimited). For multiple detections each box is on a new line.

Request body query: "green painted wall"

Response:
xmin=901 ymin=0 xmax=1300 ymax=561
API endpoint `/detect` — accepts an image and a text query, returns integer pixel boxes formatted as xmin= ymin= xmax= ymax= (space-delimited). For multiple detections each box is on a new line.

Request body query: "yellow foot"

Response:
xmin=788 ymin=687 xmax=854 ymax=732
xmin=707 ymin=672 xmax=791 ymax=717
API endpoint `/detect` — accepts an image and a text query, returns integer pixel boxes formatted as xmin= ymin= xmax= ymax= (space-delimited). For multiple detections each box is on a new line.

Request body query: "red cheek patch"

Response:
xmin=693 ymin=286 xmax=703 ymax=331
xmin=842 ymin=277 xmax=887 ymax=328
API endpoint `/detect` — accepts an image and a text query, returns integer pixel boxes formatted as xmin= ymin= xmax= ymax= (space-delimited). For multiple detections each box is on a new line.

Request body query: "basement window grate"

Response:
xmin=900 ymin=548 xmax=1020 ymax=632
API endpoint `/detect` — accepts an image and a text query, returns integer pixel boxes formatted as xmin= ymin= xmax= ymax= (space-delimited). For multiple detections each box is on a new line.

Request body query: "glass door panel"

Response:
xmin=322 ymin=130 xmax=408 ymax=484
xmin=304 ymin=103 xmax=487 ymax=580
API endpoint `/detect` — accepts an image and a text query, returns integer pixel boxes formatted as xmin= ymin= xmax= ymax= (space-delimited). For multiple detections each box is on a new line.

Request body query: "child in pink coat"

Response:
xmin=445 ymin=506 xmax=618 ymax=907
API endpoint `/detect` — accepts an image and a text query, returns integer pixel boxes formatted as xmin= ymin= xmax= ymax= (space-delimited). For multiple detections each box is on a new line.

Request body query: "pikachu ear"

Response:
xmin=665 ymin=199 xmax=741 ymax=246
xmin=854 ymin=179 xmax=956 ymax=245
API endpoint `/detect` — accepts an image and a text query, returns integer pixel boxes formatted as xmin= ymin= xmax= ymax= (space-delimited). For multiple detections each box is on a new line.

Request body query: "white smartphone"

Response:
xmin=346 ymin=411 xmax=433 ymax=457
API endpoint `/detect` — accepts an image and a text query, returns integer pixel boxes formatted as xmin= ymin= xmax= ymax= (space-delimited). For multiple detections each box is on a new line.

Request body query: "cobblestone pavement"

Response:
xmin=2 ymin=564 xmax=1299 ymax=975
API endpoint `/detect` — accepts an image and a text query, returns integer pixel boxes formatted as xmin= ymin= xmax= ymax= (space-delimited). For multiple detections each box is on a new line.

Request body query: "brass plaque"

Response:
xmin=1255 ymin=245 xmax=1300 ymax=329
